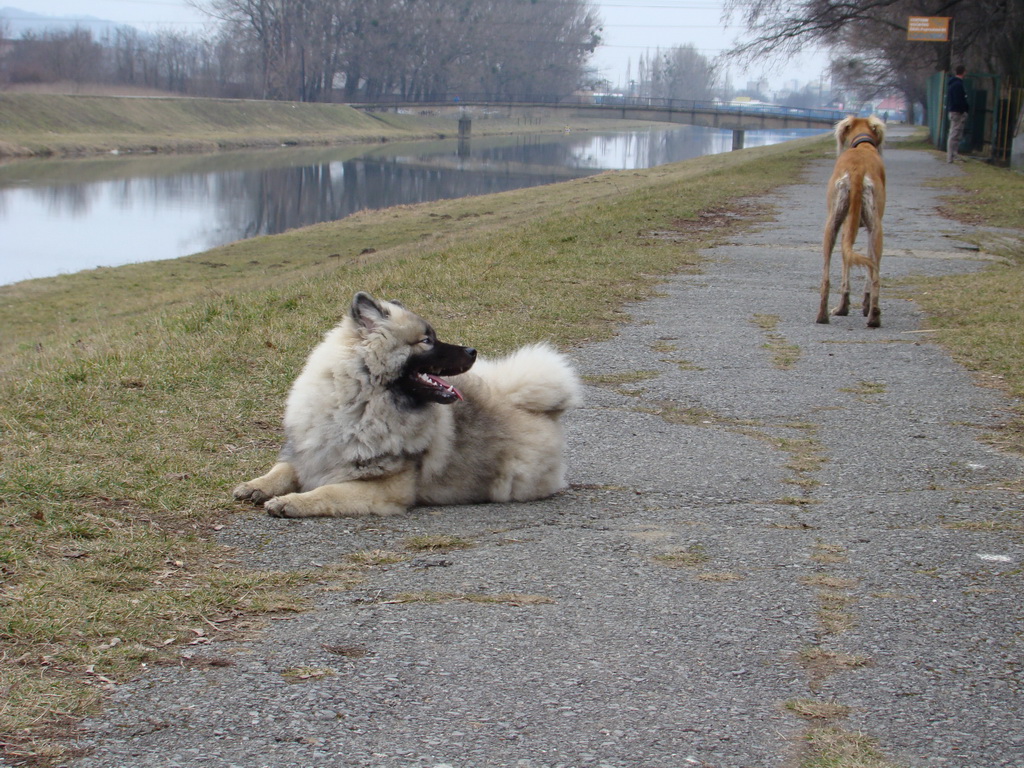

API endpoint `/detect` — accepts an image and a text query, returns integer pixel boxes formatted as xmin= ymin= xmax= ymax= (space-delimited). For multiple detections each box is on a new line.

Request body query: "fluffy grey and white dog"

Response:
xmin=234 ymin=292 xmax=582 ymax=517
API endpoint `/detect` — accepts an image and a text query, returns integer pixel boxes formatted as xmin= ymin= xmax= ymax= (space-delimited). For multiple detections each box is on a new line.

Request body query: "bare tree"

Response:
xmin=826 ymin=16 xmax=935 ymax=113
xmin=111 ymin=26 xmax=144 ymax=86
xmin=636 ymin=44 xmax=717 ymax=101
xmin=47 ymin=27 xmax=104 ymax=88
xmin=0 ymin=18 xmax=12 ymax=86
xmin=194 ymin=0 xmax=601 ymax=102
xmin=198 ymin=0 xmax=336 ymax=100
xmin=724 ymin=0 xmax=1024 ymax=87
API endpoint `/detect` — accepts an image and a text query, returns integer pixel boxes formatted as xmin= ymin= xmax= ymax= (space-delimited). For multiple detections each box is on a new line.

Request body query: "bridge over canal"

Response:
xmin=349 ymin=93 xmax=845 ymax=133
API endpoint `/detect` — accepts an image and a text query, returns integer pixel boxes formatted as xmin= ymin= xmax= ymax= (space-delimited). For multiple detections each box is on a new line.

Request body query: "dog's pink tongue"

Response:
xmin=424 ymin=373 xmax=463 ymax=401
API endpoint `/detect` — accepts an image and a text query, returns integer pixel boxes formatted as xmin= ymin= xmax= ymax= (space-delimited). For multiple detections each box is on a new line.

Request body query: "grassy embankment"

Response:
xmin=0 ymin=97 xmax=1021 ymax=764
xmin=0 ymin=92 xmax=644 ymax=158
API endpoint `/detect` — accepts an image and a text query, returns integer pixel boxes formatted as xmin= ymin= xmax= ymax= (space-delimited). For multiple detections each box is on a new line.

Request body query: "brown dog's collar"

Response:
xmin=850 ymin=132 xmax=878 ymax=149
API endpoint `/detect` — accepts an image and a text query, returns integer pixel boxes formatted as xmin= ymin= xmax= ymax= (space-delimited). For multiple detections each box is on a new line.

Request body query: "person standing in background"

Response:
xmin=946 ymin=65 xmax=969 ymax=163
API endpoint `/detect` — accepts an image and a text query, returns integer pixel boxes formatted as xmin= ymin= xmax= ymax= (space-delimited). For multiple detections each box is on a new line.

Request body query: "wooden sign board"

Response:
xmin=907 ymin=16 xmax=951 ymax=41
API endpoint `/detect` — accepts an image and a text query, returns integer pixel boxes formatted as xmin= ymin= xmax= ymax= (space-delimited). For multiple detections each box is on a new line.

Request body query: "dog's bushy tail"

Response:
xmin=478 ymin=343 xmax=582 ymax=414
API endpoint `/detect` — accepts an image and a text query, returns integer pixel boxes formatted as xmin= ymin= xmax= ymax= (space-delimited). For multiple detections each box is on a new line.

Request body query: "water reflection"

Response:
xmin=0 ymin=126 xmax=820 ymax=285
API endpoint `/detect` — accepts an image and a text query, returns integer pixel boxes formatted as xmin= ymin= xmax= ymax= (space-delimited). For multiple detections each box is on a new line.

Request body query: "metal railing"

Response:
xmin=347 ymin=92 xmax=846 ymax=125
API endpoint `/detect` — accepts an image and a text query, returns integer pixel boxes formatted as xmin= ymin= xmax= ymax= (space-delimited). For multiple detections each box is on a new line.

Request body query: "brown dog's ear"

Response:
xmin=866 ymin=115 xmax=886 ymax=148
xmin=833 ymin=116 xmax=854 ymax=155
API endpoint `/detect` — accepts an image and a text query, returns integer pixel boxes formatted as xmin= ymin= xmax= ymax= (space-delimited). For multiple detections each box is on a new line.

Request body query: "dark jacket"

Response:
xmin=947 ymin=75 xmax=969 ymax=114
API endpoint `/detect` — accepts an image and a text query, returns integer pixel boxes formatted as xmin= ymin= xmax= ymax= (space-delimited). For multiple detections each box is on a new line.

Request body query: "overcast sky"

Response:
xmin=588 ymin=0 xmax=829 ymax=90
xmin=12 ymin=0 xmax=830 ymax=92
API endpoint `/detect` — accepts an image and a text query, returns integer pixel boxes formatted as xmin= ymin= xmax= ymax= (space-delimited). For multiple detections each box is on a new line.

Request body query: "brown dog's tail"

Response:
xmin=839 ymin=174 xmax=877 ymax=275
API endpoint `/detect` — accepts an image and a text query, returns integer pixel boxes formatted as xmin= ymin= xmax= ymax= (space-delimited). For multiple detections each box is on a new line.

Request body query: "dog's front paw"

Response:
xmin=233 ymin=482 xmax=273 ymax=505
xmin=264 ymin=494 xmax=313 ymax=518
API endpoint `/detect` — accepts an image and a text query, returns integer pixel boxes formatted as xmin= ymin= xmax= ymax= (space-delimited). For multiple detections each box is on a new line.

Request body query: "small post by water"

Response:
xmin=731 ymin=129 xmax=745 ymax=151
xmin=457 ymin=115 xmax=472 ymax=158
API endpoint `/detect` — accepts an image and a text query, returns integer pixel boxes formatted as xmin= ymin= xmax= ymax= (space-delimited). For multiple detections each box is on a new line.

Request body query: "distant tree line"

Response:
xmin=0 ymin=23 xmax=258 ymax=96
xmin=630 ymin=44 xmax=717 ymax=102
xmin=0 ymin=0 xmax=602 ymax=101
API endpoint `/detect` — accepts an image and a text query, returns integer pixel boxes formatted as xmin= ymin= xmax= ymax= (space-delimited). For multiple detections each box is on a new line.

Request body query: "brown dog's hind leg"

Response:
xmin=863 ymin=205 xmax=883 ymax=328
xmin=864 ymin=292 xmax=880 ymax=328
xmin=817 ymin=258 xmax=832 ymax=325
xmin=834 ymin=291 xmax=851 ymax=316
xmin=860 ymin=261 xmax=872 ymax=317
xmin=833 ymin=219 xmax=855 ymax=317
xmin=819 ymin=191 xmax=845 ymax=324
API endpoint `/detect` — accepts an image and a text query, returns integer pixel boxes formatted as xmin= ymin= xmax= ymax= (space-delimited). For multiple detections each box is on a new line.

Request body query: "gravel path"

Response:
xmin=68 ymin=135 xmax=1024 ymax=768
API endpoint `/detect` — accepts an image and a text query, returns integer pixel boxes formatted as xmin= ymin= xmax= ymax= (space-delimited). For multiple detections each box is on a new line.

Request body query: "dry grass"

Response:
xmin=801 ymin=726 xmax=904 ymax=768
xmin=775 ymin=496 xmax=820 ymax=506
xmin=817 ymin=608 xmax=858 ymax=635
xmin=734 ymin=422 xmax=827 ymax=494
xmin=800 ymin=574 xmax=857 ymax=590
xmin=281 ymin=666 xmax=337 ymax=682
xmin=913 ymin=159 xmax=1024 ymax=455
xmin=403 ymin=535 xmax=475 ymax=552
xmin=653 ymin=544 xmax=711 ymax=568
xmin=654 ymin=403 xmax=736 ymax=427
xmin=344 ymin=550 xmax=409 ymax=566
xmin=840 ymin=380 xmax=887 ymax=399
xmin=583 ymin=371 xmax=663 ymax=397
xmin=697 ymin=571 xmax=743 ymax=582
xmin=811 ymin=543 xmax=849 ymax=565
xmin=808 ymin=556 xmax=858 ymax=637
xmin=751 ymin=313 xmax=802 ymax=369
xmin=786 ymin=698 xmax=852 ymax=720
xmin=941 ymin=515 xmax=1024 ymax=532
xmin=798 ymin=646 xmax=872 ymax=691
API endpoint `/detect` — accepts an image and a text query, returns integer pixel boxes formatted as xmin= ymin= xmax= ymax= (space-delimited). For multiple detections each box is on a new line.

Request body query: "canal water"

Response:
xmin=0 ymin=125 xmax=821 ymax=285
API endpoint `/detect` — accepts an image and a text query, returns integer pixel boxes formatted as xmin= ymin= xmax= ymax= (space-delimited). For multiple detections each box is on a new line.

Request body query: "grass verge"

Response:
xmin=0 ymin=133 xmax=831 ymax=762
xmin=913 ymin=158 xmax=1024 ymax=456
xmin=0 ymin=94 xmax=659 ymax=158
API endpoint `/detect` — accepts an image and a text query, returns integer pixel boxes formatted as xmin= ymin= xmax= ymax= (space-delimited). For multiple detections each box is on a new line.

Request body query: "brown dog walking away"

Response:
xmin=817 ymin=115 xmax=886 ymax=328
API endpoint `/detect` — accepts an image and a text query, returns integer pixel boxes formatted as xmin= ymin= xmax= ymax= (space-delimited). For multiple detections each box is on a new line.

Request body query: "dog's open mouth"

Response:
xmin=401 ymin=343 xmax=476 ymax=405
xmin=411 ymin=371 xmax=464 ymax=403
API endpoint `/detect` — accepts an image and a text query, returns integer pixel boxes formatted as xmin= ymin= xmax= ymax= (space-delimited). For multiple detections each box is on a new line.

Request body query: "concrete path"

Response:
xmin=69 ymin=136 xmax=1024 ymax=768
